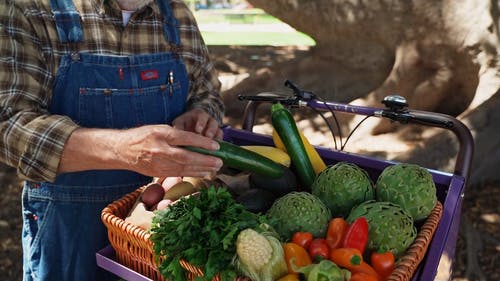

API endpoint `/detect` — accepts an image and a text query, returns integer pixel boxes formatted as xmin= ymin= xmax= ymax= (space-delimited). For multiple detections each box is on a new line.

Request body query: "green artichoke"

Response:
xmin=311 ymin=162 xmax=374 ymax=217
xmin=266 ymin=192 xmax=331 ymax=240
xmin=346 ymin=200 xmax=417 ymax=258
xmin=376 ymin=163 xmax=437 ymax=221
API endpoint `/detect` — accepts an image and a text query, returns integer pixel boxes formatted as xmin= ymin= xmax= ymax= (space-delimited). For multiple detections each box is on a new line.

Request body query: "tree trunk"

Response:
xmin=245 ymin=0 xmax=498 ymax=120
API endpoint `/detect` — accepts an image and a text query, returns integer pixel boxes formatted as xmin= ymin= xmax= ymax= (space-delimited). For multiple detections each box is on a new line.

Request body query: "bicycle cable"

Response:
xmin=310 ymin=106 xmax=339 ymax=150
xmin=340 ymin=115 xmax=372 ymax=150
xmin=312 ymin=96 xmax=344 ymax=150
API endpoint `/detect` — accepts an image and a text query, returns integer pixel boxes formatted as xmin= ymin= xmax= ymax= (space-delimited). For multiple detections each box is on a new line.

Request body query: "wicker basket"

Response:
xmin=101 ymin=186 xmax=443 ymax=281
xmin=101 ymin=187 xmax=166 ymax=281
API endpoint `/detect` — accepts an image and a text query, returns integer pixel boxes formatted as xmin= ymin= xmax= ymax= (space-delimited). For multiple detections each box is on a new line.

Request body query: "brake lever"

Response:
xmin=284 ymin=79 xmax=316 ymax=101
xmin=238 ymin=80 xmax=317 ymax=108
xmin=237 ymin=94 xmax=305 ymax=107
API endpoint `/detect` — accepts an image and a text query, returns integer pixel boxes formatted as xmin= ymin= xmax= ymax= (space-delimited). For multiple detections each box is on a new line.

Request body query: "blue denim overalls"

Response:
xmin=21 ymin=1 xmax=189 ymax=280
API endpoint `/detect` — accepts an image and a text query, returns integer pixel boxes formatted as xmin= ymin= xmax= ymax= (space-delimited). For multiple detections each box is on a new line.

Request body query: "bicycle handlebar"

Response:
xmin=239 ymin=87 xmax=474 ymax=181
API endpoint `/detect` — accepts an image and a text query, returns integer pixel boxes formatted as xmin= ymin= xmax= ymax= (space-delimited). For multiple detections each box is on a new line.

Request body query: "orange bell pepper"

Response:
xmin=326 ymin=217 xmax=349 ymax=250
xmin=330 ymin=247 xmax=363 ymax=268
xmin=330 ymin=248 xmax=380 ymax=280
xmin=350 ymin=272 xmax=379 ymax=281
xmin=283 ymin=242 xmax=312 ymax=273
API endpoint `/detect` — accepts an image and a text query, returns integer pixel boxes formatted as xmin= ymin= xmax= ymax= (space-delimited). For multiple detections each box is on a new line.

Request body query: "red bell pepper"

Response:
xmin=343 ymin=217 xmax=369 ymax=253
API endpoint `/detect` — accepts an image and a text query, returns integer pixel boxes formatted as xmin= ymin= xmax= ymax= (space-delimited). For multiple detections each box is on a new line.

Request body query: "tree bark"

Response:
xmin=245 ymin=0 xmax=498 ymax=119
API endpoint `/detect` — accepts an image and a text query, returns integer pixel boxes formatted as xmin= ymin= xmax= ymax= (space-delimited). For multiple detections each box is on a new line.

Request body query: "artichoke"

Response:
xmin=376 ymin=163 xmax=437 ymax=221
xmin=311 ymin=162 xmax=374 ymax=217
xmin=266 ymin=192 xmax=331 ymax=240
xmin=346 ymin=200 xmax=417 ymax=258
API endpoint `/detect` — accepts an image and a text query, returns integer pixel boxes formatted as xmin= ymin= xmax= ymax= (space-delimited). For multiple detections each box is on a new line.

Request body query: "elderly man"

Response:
xmin=0 ymin=1 xmax=224 ymax=280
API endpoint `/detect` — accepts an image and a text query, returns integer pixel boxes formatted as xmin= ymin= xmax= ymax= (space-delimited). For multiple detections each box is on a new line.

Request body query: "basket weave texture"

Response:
xmin=101 ymin=186 xmax=443 ymax=281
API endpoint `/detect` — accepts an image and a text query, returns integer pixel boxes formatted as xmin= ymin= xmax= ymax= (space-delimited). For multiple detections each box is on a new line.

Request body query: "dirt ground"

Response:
xmin=0 ymin=46 xmax=498 ymax=281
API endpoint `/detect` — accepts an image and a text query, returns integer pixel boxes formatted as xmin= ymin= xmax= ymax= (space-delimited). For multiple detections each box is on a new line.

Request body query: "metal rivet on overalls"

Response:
xmin=27 ymin=213 xmax=38 ymax=221
xmin=168 ymin=71 xmax=174 ymax=96
xmin=160 ymin=85 xmax=167 ymax=91
xmin=103 ymin=89 xmax=112 ymax=95
xmin=71 ymin=52 xmax=80 ymax=61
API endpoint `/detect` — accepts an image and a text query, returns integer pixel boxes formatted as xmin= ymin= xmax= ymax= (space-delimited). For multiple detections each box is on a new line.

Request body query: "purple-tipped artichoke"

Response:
xmin=311 ymin=162 xmax=374 ymax=217
xmin=376 ymin=163 xmax=437 ymax=221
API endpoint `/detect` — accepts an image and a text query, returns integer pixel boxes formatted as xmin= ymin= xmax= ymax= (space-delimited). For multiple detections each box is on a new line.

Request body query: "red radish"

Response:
xmin=161 ymin=177 xmax=182 ymax=192
xmin=156 ymin=199 xmax=174 ymax=210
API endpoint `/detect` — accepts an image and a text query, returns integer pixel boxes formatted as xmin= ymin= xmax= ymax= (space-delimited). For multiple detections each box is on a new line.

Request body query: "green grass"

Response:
xmin=195 ymin=9 xmax=279 ymax=24
xmin=201 ymin=31 xmax=315 ymax=46
xmin=194 ymin=9 xmax=316 ymax=46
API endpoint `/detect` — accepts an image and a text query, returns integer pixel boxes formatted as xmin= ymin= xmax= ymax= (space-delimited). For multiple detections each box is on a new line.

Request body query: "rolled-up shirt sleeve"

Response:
xmin=186 ymin=48 xmax=224 ymax=126
xmin=174 ymin=0 xmax=224 ymax=125
xmin=0 ymin=3 xmax=79 ymax=182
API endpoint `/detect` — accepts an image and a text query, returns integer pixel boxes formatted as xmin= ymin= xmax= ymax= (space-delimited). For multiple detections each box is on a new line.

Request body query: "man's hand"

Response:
xmin=58 ymin=125 xmax=223 ymax=178
xmin=172 ymin=108 xmax=223 ymax=140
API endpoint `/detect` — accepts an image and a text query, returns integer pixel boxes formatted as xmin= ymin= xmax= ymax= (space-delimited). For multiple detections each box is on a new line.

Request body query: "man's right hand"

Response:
xmin=58 ymin=125 xmax=223 ymax=178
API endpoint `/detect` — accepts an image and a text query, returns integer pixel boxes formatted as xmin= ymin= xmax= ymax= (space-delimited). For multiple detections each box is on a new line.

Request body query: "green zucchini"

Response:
xmin=271 ymin=103 xmax=316 ymax=188
xmin=184 ymin=140 xmax=284 ymax=178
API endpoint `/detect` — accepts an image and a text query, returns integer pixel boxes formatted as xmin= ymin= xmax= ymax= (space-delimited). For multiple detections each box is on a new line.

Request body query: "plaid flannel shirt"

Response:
xmin=0 ymin=0 xmax=223 ymax=182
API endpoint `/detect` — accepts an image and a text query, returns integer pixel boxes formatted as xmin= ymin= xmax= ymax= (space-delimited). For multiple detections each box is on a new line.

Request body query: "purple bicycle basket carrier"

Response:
xmin=95 ymin=85 xmax=474 ymax=281
xmin=233 ymin=91 xmax=474 ymax=281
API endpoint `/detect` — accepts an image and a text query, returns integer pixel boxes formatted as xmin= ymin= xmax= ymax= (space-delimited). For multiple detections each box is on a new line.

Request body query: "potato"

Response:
xmin=163 ymin=181 xmax=198 ymax=201
xmin=183 ymin=177 xmax=210 ymax=189
xmin=141 ymin=183 xmax=165 ymax=209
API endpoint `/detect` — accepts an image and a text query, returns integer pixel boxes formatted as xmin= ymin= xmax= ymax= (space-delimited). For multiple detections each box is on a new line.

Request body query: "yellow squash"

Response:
xmin=272 ymin=129 xmax=327 ymax=175
xmin=240 ymin=145 xmax=291 ymax=167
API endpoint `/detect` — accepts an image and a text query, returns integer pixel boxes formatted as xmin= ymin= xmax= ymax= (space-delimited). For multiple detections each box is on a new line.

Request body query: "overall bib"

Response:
xmin=21 ymin=1 xmax=189 ymax=280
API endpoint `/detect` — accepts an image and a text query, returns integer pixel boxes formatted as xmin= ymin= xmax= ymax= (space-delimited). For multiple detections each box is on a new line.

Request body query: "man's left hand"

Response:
xmin=172 ymin=108 xmax=223 ymax=140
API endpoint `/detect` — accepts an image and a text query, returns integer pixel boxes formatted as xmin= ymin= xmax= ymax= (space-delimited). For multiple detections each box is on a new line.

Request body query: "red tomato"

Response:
xmin=370 ymin=251 xmax=395 ymax=280
xmin=308 ymin=238 xmax=330 ymax=261
xmin=292 ymin=231 xmax=314 ymax=249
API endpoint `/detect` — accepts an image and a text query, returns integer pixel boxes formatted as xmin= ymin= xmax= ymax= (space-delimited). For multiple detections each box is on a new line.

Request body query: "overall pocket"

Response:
xmin=22 ymin=191 xmax=54 ymax=275
xmin=78 ymin=83 xmax=186 ymax=129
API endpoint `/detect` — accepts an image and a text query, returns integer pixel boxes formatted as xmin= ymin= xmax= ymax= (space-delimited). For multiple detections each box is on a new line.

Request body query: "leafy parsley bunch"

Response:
xmin=151 ymin=186 xmax=265 ymax=281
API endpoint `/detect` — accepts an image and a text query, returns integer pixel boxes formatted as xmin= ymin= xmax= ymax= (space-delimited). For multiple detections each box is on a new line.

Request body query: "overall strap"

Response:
xmin=50 ymin=0 xmax=84 ymax=43
xmin=157 ymin=0 xmax=181 ymax=48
